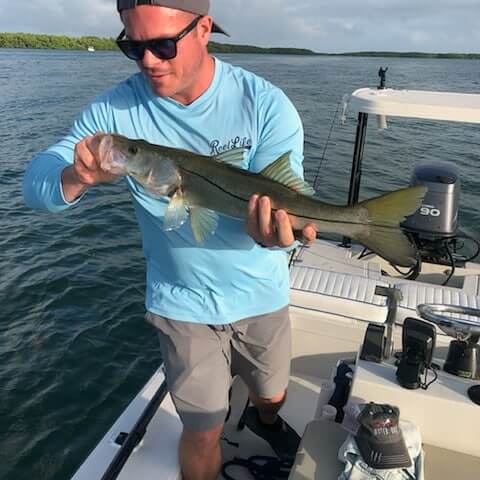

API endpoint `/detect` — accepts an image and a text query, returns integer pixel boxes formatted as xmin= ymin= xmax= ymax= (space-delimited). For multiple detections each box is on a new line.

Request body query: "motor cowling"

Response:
xmin=402 ymin=161 xmax=460 ymax=238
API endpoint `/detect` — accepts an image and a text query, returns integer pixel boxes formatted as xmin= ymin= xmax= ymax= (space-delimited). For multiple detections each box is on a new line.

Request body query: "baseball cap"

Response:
xmin=117 ymin=0 xmax=229 ymax=36
xmin=355 ymin=403 xmax=412 ymax=470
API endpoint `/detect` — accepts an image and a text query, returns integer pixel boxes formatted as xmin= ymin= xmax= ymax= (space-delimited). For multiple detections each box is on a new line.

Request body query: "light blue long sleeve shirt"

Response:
xmin=23 ymin=58 xmax=305 ymax=324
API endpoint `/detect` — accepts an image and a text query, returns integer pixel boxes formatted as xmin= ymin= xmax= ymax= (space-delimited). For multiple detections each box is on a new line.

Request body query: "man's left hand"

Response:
xmin=246 ymin=194 xmax=317 ymax=248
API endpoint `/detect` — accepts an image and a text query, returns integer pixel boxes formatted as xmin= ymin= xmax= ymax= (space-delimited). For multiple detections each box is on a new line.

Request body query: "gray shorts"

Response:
xmin=145 ymin=306 xmax=291 ymax=431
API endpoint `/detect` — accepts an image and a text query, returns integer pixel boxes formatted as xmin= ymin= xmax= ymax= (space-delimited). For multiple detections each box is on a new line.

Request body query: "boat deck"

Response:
xmin=72 ymin=239 xmax=480 ymax=480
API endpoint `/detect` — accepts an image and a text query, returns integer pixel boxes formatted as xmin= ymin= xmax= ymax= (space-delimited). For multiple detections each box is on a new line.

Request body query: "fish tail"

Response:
xmin=350 ymin=185 xmax=427 ymax=267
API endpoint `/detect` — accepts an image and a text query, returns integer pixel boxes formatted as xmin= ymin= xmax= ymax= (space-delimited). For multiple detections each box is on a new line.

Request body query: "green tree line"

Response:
xmin=1 ymin=33 xmax=479 ymax=58
xmin=0 ymin=32 xmax=316 ymax=55
xmin=337 ymin=51 xmax=480 ymax=59
xmin=209 ymin=41 xmax=315 ymax=55
xmin=0 ymin=32 xmax=116 ymax=51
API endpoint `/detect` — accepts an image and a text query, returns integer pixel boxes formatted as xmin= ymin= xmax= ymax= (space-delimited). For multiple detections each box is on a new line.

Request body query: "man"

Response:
xmin=23 ymin=1 xmax=316 ymax=479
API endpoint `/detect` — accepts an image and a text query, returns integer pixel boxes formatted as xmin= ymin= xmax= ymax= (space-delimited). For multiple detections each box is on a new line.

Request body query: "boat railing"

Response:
xmin=100 ymin=373 xmax=169 ymax=480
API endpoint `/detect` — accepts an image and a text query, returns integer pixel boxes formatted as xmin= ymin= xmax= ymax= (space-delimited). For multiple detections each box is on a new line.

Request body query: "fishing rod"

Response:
xmin=312 ymin=101 xmax=342 ymax=191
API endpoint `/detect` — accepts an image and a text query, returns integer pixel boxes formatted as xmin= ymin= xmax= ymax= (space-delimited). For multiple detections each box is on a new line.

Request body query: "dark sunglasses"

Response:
xmin=116 ymin=15 xmax=203 ymax=61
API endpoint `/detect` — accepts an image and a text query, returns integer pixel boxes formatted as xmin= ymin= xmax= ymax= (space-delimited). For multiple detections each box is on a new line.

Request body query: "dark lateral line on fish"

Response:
xmin=181 ymin=168 xmax=400 ymax=229
xmin=180 ymin=167 xmax=251 ymax=205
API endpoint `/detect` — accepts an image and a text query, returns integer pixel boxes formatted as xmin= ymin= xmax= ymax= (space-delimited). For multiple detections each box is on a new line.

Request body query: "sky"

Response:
xmin=1 ymin=0 xmax=479 ymax=53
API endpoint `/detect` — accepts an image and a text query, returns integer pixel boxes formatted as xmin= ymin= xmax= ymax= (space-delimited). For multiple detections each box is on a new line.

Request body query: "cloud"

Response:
xmin=0 ymin=0 xmax=478 ymax=53
xmin=0 ymin=0 xmax=122 ymax=37
xmin=210 ymin=0 xmax=480 ymax=52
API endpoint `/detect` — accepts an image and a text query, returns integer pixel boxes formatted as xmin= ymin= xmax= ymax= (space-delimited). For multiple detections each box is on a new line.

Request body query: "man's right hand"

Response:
xmin=61 ymin=133 xmax=119 ymax=203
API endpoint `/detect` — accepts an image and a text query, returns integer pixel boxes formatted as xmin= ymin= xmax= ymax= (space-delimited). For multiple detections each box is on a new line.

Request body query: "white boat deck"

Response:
xmin=72 ymin=239 xmax=480 ymax=480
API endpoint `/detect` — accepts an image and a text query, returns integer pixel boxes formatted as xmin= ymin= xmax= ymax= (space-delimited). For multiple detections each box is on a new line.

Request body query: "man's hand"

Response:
xmin=61 ymin=133 xmax=119 ymax=203
xmin=246 ymin=194 xmax=317 ymax=248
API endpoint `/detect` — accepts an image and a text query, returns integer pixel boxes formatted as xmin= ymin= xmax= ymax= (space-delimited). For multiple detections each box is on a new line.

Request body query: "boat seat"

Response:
xmin=293 ymin=242 xmax=383 ymax=279
xmin=395 ymin=281 xmax=480 ymax=324
xmin=290 ymin=265 xmax=390 ymax=323
xmin=463 ymin=274 xmax=480 ymax=296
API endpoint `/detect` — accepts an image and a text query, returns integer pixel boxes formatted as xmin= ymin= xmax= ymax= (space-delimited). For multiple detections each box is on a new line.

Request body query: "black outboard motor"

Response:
xmin=402 ymin=161 xmax=460 ymax=238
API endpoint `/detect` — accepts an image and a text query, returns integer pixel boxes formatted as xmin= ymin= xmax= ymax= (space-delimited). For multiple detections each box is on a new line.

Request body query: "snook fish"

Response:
xmin=98 ymin=133 xmax=426 ymax=267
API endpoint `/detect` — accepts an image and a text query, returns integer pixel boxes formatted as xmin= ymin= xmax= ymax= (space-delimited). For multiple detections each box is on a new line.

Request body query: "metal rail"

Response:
xmin=342 ymin=111 xmax=369 ymax=247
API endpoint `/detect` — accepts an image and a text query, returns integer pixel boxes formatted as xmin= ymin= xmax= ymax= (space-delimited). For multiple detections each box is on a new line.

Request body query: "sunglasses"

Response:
xmin=116 ymin=15 xmax=203 ymax=61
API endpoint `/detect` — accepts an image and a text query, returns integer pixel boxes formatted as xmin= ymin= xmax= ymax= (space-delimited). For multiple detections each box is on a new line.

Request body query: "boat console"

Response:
xmin=417 ymin=304 xmax=480 ymax=379
xmin=290 ymin=304 xmax=480 ymax=479
xmin=350 ymin=303 xmax=480 ymax=457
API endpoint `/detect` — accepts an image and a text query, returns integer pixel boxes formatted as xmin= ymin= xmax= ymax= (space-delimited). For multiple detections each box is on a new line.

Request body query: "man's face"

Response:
xmin=122 ymin=6 xmax=212 ymax=104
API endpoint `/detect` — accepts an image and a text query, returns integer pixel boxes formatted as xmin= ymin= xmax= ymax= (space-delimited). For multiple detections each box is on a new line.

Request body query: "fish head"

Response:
xmin=99 ymin=134 xmax=143 ymax=176
xmin=99 ymin=133 xmax=182 ymax=197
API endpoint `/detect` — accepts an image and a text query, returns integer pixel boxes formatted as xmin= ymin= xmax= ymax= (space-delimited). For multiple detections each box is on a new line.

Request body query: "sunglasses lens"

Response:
xmin=117 ymin=39 xmax=176 ymax=61
xmin=118 ymin=41 xmax=145 ymax=61
xmin=150 ymin=39 xmax=176 ymax=60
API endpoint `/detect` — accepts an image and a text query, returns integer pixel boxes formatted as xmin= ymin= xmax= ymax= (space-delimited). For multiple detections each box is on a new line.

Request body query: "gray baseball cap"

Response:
xmin=117 ymin=0 xmax=229 ymax=36
xmin=355 ymin=403 xmax=412 ymax=470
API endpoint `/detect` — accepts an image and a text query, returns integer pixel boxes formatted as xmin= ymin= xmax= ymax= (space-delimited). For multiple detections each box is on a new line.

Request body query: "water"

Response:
xmin=1 ymin=49 xmax=479 ymax=479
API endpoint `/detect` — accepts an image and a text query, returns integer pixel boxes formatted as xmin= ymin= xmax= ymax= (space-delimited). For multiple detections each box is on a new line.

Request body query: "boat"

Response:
xmin=71 ymin=84 xmax=480 ymax=479
xmin=87 ymin=46 xmax=95 ymax=52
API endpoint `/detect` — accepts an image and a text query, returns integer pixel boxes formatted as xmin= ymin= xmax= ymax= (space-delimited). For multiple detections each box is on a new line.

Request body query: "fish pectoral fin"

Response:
xmin=190 ymin=207 xmax=219 ymax=244
xmin=259 ymin=151 xmax=315 ymax=196
xmin=215 ymin=147 xmax=247 ymax=168
xmin=164 ymin=190 xmax=189 ymax=231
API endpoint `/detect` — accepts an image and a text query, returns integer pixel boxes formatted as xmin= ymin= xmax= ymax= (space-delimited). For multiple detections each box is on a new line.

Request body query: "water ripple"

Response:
xmin=1 ymin=49 xmax=479 ymax=480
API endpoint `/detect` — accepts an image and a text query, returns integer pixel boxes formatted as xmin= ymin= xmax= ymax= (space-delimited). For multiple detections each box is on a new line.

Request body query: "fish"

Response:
xmin=97 ymin=133 xmax=427 ymax=267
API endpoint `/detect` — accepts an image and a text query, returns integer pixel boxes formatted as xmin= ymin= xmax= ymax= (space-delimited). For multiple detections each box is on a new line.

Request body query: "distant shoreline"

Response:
xmin=329 ymin=51 xmax=480 ymax=60
xmin=1 ymin=32 xmax=479 ymax=59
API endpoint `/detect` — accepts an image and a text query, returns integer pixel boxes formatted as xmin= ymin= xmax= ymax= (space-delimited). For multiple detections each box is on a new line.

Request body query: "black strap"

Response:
xmin=221 ymin=455 xmax=292 ymax=480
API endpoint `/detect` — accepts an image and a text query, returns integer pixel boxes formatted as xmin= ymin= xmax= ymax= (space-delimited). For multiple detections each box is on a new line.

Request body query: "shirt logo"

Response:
xmin=209 ymin=136 xmax=252 ymax=155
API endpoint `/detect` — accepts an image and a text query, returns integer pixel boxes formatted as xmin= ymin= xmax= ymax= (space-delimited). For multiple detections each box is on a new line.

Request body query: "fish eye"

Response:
xmin=128 ymin=145 xmax=138 ymax=155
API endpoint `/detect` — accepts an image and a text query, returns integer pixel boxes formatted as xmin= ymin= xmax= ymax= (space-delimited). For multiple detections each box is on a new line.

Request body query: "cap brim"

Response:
xmin=356 ymin=432 xmax=412 ymax=470
xmin=212 ymin=22 xmax=229 ymax=36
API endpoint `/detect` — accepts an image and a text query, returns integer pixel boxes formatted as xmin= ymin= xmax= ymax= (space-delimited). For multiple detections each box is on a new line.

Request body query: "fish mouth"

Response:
xmin=98 ymin=134 xmax=127 ymax=175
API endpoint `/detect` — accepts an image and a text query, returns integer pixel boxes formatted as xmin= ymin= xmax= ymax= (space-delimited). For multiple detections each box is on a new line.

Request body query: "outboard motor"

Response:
xmin=402 ymin=161 xmax=460 ymax=238
xmin=400 ymin=162 xmax=478 ymax=284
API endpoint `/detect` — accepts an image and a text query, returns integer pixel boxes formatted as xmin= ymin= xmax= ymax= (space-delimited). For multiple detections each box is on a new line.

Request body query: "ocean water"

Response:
xmin=0 ymin=48 xmax=479 ymax=479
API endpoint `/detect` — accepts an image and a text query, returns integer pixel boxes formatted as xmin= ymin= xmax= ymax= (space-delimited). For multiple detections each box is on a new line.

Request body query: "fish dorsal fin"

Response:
xmin=190 ymin=207 xmax=219 ymax=244
xmin=260 ymin=152 xmax=316 ymax=196
xmin=164 ymin=190 xmax=189 ymax=231
xmin=215 ymin=147 xmax=247 ymax=168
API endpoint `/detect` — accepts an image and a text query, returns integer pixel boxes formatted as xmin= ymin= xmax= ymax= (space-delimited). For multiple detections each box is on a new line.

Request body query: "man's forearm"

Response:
xmin=61 ymin=165 xmax=89 ymax=203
